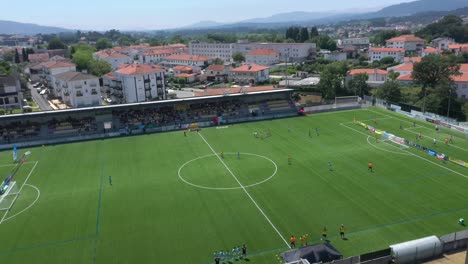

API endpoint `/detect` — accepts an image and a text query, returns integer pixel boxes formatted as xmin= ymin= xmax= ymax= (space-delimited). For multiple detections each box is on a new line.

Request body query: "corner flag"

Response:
xmin=13 ymin=144 xmax=17 ymax=162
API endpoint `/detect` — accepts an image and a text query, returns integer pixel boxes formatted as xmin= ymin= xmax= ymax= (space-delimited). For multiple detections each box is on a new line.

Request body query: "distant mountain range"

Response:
xmin=0 ymin=0 xmax=467 ymax=34
xmin=0 ymin=20 xmax=72 ymax=35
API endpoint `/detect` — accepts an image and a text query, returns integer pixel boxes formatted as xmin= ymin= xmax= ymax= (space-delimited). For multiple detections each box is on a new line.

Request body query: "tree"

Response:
xmin=371 ymin=30 xmax=398 ymax=46
xmin=299 ymin=28 xmax=310 ymax=43
xmin=416 ymin=15 xmax=467 ymax=43
xmin=412 ymin=54 xmax=461 ymax=111
xmin=71 ymin=44 xmax=96 ymax=71
xmin=375 ymin=80 xmax=402 ymax=103
xmin=14 ymin=49 xmax=20 ymax=64
xmin=232 ymin=52 xmax=245 ymax=63
xmin=2 ymin=51 xmax=14 ymax=62
xmin=0 ymin=61 xmax=11 ymax=75
xmin=310 ymin=27 xmax=319 ymax=38
xmin=317 ymin=61 xmax=348 ymax=100
xmin=212 ymin=58 xmax=224 ymax=65
xmin=311 ymin=35 xmax=337 ymax=51
xmin=380 ymin=56 xmax=395 ymax=65
xmin=47 ymin=37 xmax=67 ymax=50
xmin=347 ymin=73 xmax=370 ymax=97
xmin=22 ymin=48 xmax=28 ymax=62
xmin=388 ymin=71 xmax=400 ymax=80
xmin=95 ymin=38 xmax=112 ymax=50
xmin=89 ymin=59 xmax=111 ymax=76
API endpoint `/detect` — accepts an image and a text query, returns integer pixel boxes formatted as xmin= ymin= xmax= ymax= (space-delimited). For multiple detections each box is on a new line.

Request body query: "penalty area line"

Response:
xmin=0 ymin=161 xmax=39 ymax=225
xmin=197 ymin=132 xmax=291 ymax=249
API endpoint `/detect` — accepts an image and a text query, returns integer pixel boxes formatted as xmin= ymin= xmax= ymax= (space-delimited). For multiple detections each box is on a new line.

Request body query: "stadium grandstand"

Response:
xmin=0 ymin=89 xmax=298 ymax=149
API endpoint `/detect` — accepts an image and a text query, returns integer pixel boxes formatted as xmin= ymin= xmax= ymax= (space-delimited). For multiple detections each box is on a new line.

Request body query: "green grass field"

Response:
xmin=0 ymin=107 xmax=467 ymax=264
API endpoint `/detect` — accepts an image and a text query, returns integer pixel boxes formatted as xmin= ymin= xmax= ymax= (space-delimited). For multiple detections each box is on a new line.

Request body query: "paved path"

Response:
xmin=29 ymin=84 xmax=53 ymax=111
xmin=425 ymin=251 xmax=467 ymax=264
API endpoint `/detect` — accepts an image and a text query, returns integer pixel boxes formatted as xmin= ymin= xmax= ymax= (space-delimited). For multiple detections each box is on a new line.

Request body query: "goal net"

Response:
xmin=0 ymin=181 xmax=20 ymax=211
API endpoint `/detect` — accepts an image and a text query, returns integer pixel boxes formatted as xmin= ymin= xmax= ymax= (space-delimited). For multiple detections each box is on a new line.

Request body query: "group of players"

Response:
xmin=213 ymin=245 xmax=247 ymax=264
xmin=289 ymin=225 xmax=346 ymax=248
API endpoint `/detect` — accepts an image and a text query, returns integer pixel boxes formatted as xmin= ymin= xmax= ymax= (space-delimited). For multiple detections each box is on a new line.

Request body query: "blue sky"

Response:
xmin=3 ymin=0 xmax=415 ymax=30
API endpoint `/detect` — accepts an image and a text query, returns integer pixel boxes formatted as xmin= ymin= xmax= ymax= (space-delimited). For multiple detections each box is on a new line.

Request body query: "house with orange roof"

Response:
xmin=387 ymin=63 xmax=414 ymax=75
xmin=396 ymin=73 xmax=414 ymax=85
xmin=448 ymin=44 xmax=468 ymax=55
xmin=385 ymin=34 xmax=425 ymax=52
xmin=430 ymin=37 xmax=455 ymax=51
xmin=28 ymin=53 xmax=49 ymax=63
xmin=452 ymin=73 xmax=468 ymax=100
xmin=421 ymin=47 xmax=440 ymax=57
xmin=229 ymin=63 xmax=270 ymax=85
xmin=138 ymin=49 xmax=181 ymax=64
xmin=202 ymin=64 xmax=230 ymax=83
xmin=93 ymin=49 xmax=133 ymax=70
xmin=459 ymin=64 xmax=468 ymax=73
xmin=245 ymin=49 xmax=280 ymax=65
xmin=347 ymin=68 xmax=388 ymax=87
xmin=162 ymin=53 xmax=212 ymax=67
xmin=104 ymin=64 xmax=167 ymax=104
xmin=369 ymin=47 xmax=405 ymax=63
xmin=403 ymin=56 xmax=421 ymax=63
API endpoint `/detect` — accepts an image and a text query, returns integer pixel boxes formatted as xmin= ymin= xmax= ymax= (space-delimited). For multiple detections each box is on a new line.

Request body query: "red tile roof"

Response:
xmin=95 ymin=49 xmax=129 ymax=58
xmin=41 ymin=61 xmax=76 ymax=69
xmin=459 ymin=64 xmax=468 ymax=73
xmin=397 ymin=73 xmax=414 ymax=81
xmin=386 ymin=35 xmax=425 ymax=43
xmin=370 ymin=47 xmax=404 ymax=52
xmin=141 ymin=49 xmax=179 ymax=56
xmin=404 ymin=56 xmax=422 ymax=63
xmin=28 ymin=53 xmax=49 ymax=61
xmin=423 ymin=47 xmax=438 ymax=52
xmin=230 ymin=63 xmax=269 ymax=72
xmin=175 ymin=73 xmax=197 ymax=78
xmin=173 ymin=65 xmax=193 ymax=72
xmin=115 ymin=64 xmax=164 ymax=75
xmin=103 ymin=72 xmax=115 ymax=79
xmin=448 ymin=44 xmax=468 ymax=49
xmin=206 ymin=64 xmax=225 ymax=71
xmin=164 ymin=53 xmax=212 ymax=61
xmin=347 ymin=68 xmax=387 ymax=75
xmin=452 ymin=73 xmax=468 ymax=82
xmin=246 ymin=49 xmax=279 ymax=56
xmin=391 ymin=63 xmax=414 ymax=71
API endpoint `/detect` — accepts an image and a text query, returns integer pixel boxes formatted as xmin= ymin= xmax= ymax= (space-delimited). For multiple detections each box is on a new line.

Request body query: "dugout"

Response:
xmin=390 ymin=235 xmax=443 ymax=263
xmin=280 ymin=243 xmax=342 ymax=263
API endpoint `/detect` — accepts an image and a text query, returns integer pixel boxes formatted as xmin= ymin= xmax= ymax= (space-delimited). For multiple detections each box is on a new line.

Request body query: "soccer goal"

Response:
xmin=0 ymin=181 xmax=20 ymax=211
xmin=381 ymin=139 xmax=410 ymax=150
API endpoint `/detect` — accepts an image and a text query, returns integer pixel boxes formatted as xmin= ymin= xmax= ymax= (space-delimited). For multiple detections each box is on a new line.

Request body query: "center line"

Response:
xmin=198 ymin=132 xmax=291 ymax=248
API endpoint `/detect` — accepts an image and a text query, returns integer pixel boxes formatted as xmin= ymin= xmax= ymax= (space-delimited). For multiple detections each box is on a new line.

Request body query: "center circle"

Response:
xmin=178 ymin=152 xmax=278 ymax=190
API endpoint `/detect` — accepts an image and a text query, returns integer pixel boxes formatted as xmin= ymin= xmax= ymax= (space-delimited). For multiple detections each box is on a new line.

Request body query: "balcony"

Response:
xmin=90 ymin=83 xmax=98 ymax=87
xmin=76 ymin=92 xmax=83 ymax=97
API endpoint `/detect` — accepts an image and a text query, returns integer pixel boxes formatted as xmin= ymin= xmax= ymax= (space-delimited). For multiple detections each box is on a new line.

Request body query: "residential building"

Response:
xmin=387 ymin=63 xmax=414 ymax=75
xmin=459 ymin=64 xmax=468 ymax=73
xmin=337 ymin=37 xmax=370 ymax=49
xmin=448 ymin=44 xmax=468 ymax=55
xmin=28 ymin=53 xmax=49 ymax=63
xmin=347 ymin=68 xmax=387 ymax=87
xmin=93 ymin=49 xmax=133 ymax=70
xmin=229 ymin=63 xmax=269 ymax=85
xmin=51 ymin=71 xmax=101 ymax=108
xmin=189 ymin=41 xmax=316 ymax=63
xmin=403 ymin=56 xmax=421 ymax=63
xmin=0 ymin=75 xmax=22 ymax=109
xmin=421 ymin=47 xmax=439 ymax=57
xmin=431 ymin=37 xmax=455 ymax=51
xmin=202 ymin=64 xmax=229 ymax=83
xmin=41 ymin=61 xmax=77 ymax=88
xmin=369 ymin=47 xmax=405 ymax=62
xmin=161 ymin=53 xmax=212 ymax=67
xmin=104 ymin=64 xmax=166 ymax=104
xmin=324 ymin=51 xmax=347 ymax=62
xmin=396 ymin=73 xmax=414 ymax=86
xmin=452 ymin=73 xmax=468 ymax=100
xmin=245 ymin=49 xmax=280 ymax=65
xmin=172 ymin=65 xmax=198 ymax=83
xmin=138 ymin=49 xmax=181 ymax=64
xmin=385 ymin=35 xmax=425 ymax=52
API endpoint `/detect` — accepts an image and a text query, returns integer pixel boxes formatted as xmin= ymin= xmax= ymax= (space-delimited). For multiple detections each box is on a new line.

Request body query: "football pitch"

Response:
xmin=0 ymin=107 xmax=467 ymax=264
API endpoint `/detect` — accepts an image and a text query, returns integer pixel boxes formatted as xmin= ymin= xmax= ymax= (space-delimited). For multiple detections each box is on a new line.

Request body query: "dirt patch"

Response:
xmin=425 ymin=251 xmax=467 ymax=264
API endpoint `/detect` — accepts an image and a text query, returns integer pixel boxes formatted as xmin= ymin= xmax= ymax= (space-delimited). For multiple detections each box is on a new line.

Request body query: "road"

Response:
xmin=29 ymin=84 xmax=53 ymax=111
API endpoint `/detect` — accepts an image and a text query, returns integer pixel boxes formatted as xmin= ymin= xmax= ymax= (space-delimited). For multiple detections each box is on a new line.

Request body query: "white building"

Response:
xmin=386 ymin=35 xmax=425 ymax=52
xmin=161 ymin=53 xmax=212 ymax=67
xmin=41 ymin=61 xmax=77 ymax=89
xmin=452 ymin=73 xmax=468 ymax=100
xmin=229 ymin=63 xmax=270 ymax=85
xmin=0 ymin=75 xmax=22 ymax=109
xmin=138 ymin=49 xmax=181 ymax=64
xmin=448 ymin=44 xmax=468 ymax=55
xmin=324 ymin=51 xmax=347 ymax=62
xmin=93 ymin=49 xmax=133 ymax=70
xmin=421 ymin=47 xmax=440 ymax=57
xmin=245 ymin=49 xmax=280 ymax=65
xmin=387 ymin=63 xmax=414 ymax=75
xmin=104 ymin=64 xmax=166 ymax=104
xmin=347 ymin=68 xmax=388 ymax=87
xmin=337 ymin=37 xmax=369 ymax=49
xmin=430 ymin=37 xmax=455 ymax=51
xmin=369 ymin=47 xmax=405 ymax=62
xmin=189 ymin=41 xmax=316 ymax=63
xmin=52 ymin=71 xmax=101 ymax=108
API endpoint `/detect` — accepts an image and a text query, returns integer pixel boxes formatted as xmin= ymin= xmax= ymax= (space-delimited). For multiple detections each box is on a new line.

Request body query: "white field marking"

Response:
xmin=198 ymin=133 xmax=291 ymax=248
xmin=2 ymin=184 xmax=40 ymax=223
xmin=216 ymin=126 xmax=229 ymax=129
xmin=340 ymin=123 xmax=468 ymax=180
xmin=366 ymin=136 xmax=412 ymax=156
xmin=178 ymin=153 xmax=278 ymax=190
xmin=340 ymin=116 xmax=393 ymax=125
xmin=403 ymin=128 xmax=468 ymax=152
xmin=0 ymin=161 xmax=38 ymax=224
xmin=306 ymin=108 xmax=366 ymax=117
xmin=0 ymin=161 xmax=36 ymax=168
xmin=404 ymin=126 xmax=424 ymax=131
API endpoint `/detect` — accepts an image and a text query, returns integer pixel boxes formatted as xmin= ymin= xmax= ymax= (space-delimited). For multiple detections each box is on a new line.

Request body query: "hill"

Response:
xmin=0 ymin=20 xmax=72 ymax=35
